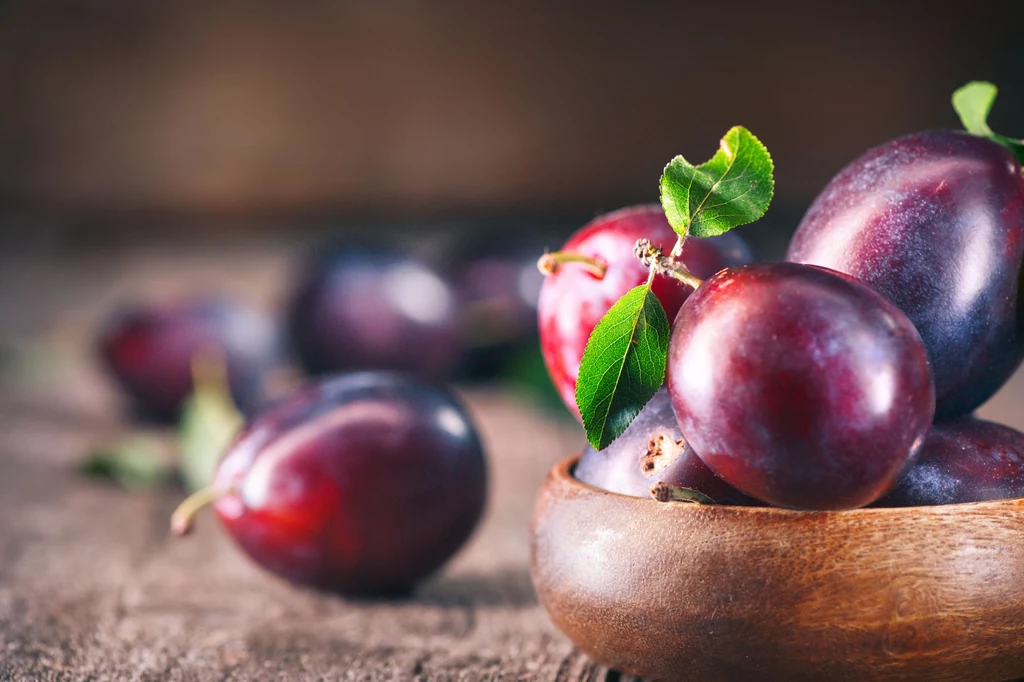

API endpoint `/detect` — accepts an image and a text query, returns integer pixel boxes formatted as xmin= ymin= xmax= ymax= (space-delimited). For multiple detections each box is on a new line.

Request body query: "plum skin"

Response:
xmin=876 ymin=417 xmax=1024 ymax=506
xmin=538 ymin=204 xmax=752 ymax=419
xmin=667 ymin=263 xmax=935 ymax=510
xmin=211 ymin=372 xmax=487 ymax=596
xmin=575 ymin=388 xmax=760 ymax=505
xmin=287 ymin=248 xmax=461 ymax=379
xmin=787 ymin=130 xmax=1024 ymax=419
xmin=99 ymin=299 xmax=277 ymax=420
xmin=452 ymin=240 xmax=544 ymax=380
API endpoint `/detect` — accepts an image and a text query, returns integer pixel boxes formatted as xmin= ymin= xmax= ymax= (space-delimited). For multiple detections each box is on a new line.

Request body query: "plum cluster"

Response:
xmin=100 ymin=238 xmax=543 ymax=422
xmin=543 ymin=132 xmax=1024 ymax=509
xmin=98 ymin=242 xmax=521 ymax=596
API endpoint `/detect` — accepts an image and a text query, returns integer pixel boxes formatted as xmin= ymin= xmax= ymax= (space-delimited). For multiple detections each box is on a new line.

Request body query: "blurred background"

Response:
xmin=2 ymin=1 xmax=1023 ymax=246
xmin=1 ymin=0 xmax=1023 ymax=415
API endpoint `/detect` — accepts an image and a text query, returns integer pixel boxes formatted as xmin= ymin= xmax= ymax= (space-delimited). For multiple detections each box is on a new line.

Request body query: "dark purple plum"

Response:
xmin=99 ymin=299 xmax=278 ymax=420
xmin=575 ymin=388 xmax=760 ymax=504
xmin=787 ymin=131 xmax=1024 ymax=418
xmin=539 ymin=204 xmax=752 ymax=419
xmin=451 ymin=239 xmax=545 ymax=380
xmin=287 ymin=248 xmax=460 ymax=379
xmin=667 ymin=263 xmax=935 ymax=510
xmin=173 ymin=372 xmax=487 ymax=596
xmin=876 ymin=417 xmax=1024 ymax=506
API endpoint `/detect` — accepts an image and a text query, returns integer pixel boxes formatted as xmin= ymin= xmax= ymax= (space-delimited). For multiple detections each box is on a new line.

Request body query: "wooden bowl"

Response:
xmin=530 ymin=455 xmax=1024 ymax=682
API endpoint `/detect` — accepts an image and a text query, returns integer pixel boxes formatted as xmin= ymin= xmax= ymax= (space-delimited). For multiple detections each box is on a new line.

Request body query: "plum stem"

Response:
xmin=634 ymin=238 xmax=704 ymax=290
xmin=536 ymin=251 xmax=607 ymax=279
xmin=669 ymin=234 xmax=687 ymax=259
xmin=170 ymin=485 xmax=229 ymax=536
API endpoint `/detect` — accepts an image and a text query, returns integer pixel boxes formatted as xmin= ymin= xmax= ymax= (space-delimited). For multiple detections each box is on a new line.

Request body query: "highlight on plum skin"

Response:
xmin=787 ymin=130 xmax=1024 ymax=419
xmin=875 ymin=417 xmax=1024 ymax=507
xmin=667 ymin=262 xmax=935 ymax=511
xmin=537 ymin=203 xmax=753 ymax=419
xmin=98 ymin=298 xmax=278 ymax=421
xmin=574 ymin=387 xmax=761 ymax=505
xmin=179 ymin=371 xmax=487 ymax=597
xmin=286 ymin=247 xmax=461 ymax=380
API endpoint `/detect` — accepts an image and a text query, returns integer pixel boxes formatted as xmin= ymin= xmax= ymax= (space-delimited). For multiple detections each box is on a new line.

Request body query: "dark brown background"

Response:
xmin=1 ymin=0 xmax=1023 ymax=250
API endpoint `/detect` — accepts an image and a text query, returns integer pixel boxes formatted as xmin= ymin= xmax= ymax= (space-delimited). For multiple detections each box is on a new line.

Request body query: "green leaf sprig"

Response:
xmin=575 ymin=283 xmax=670 ymax=450
xmin=661 ymin=126 xmax=775 ymax=241
xmin=574 ymin=127 xmax=775 ymax=450
xmin=952 ymin=81 xmax=1024 ymax=165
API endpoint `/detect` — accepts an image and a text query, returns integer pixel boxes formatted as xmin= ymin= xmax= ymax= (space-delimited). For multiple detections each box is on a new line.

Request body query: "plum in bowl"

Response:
xmin=530 ymin=455 xmax=1024 ymax=682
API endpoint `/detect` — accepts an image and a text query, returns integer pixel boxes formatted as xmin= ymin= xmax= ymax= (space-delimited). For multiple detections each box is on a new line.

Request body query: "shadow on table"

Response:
xmin=414 ymin=567 xmax=538 ymax=608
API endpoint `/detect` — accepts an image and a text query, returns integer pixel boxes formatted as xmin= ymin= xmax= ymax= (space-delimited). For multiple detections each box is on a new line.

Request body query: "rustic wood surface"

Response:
xmin=3 ymin=243 xmax=1024 ymax=681
xmin=0 ymin=243 xmax=650 ymax=681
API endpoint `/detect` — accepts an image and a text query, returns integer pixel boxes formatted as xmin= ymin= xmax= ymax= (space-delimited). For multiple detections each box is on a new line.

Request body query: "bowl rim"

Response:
xmin=557 ymin=453 xmax=1024 ymax=516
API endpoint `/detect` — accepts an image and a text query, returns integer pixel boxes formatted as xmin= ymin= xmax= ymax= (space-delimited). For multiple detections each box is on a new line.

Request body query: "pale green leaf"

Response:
xmin=178 ymin=354 xmax=244 ymax=492
xmin=952 ymin=81 xmax=1024 ymax=165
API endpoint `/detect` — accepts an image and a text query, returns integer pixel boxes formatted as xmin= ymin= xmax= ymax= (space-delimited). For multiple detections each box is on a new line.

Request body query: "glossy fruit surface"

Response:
xmin=575 ymin=388 xmax=759 ymax=504
xmin=667 ymin=263 xmax=935 ymax=510
xmin=538 ymin=204 xmax=752 ymax=419
xmin=787 ymin=130 xmax=1024 ymax=418
xmin=99 ymin=299 xmax=277 ymax=420
xmin=287 ymin=248 xmax=460 ymax=379
xmin=212 ymin=372 xmax=487 ymax=595
xmin=877 ymin=417 xmax=1024 ymax=506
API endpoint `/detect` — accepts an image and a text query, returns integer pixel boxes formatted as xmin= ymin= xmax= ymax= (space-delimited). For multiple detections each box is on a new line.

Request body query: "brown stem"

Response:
xmin=633 ymin=239 xmax=704 ymax=290
xmin=170 ymin=486 xmax=229 ymax=536
xmin=537 ymin=251 xmax=607 ymax=278
xmin=661 ymin=263 xmax=705 ymax=291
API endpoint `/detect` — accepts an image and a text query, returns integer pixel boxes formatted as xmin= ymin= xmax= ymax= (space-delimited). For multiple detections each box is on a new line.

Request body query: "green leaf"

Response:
xmin=650 ymin=481 xmax=717 ymax=505
xmin=952 ymin=81 xmax=997 ymax=136
xmin=952 ymin=81 xmax=1024 ymax=165
xmin=660 ymin=126 xmax=775 ymax=239
xmin=80 ymin=438 xmax=171 ymax=491
xmin=178 ymin=352 xmax=244 ymax=492
xmin=575 ymin=283 xmax=669 ymax=450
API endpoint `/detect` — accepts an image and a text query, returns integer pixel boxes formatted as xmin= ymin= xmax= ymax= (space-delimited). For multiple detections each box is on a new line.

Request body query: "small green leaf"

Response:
xmin=952 ymin=81 xmax=997 ymax=136
xmin=660 ymin=126 xmax=775 ymax=239
xmin=80 ymin=438 xmax=171 ymax=491
xmin=575 ymin=283 xmax=669 ymax=450
xmin=650 ymin=481 xmax=717 ymax=505
xmin=178 ymin=352 xmax=244 ymax=492
xmin=952 ymin=81 xmax=1024 ymax=165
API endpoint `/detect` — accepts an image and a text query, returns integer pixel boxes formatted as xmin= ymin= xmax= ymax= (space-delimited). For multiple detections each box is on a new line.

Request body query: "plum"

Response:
xmin=787 ymin=131 xmax=1024 ymax=418
xmin=667 ymin=262 xmax=935 ymax=510
xmin=451 ymin=238 xmax=545 ymax=380
xmin=287 ymin=248 xmax=461 ymax=379
xmin=538 ymin=204 xmax=752 ymax=419
xmin=575 ymin=388 xmax=760 ymax=504
xmin=877 ymin=417 xmax=1024 ymax=506
xmin=99 ymin=299 xmax=278 ymax=420
xmin=172 ymin=371 xmax=487 ymax=596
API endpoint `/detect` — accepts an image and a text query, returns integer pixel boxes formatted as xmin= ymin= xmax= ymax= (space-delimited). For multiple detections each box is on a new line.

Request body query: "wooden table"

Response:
xmin=4 ymin=243 xmax=1024 ymax=680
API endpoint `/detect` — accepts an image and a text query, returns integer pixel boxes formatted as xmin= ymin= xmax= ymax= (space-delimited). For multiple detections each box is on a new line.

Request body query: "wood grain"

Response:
xmin=0 ymin=246 xmax=641 ymax=681
xmin=532 ymin=456 xmax=1024 ymax=682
